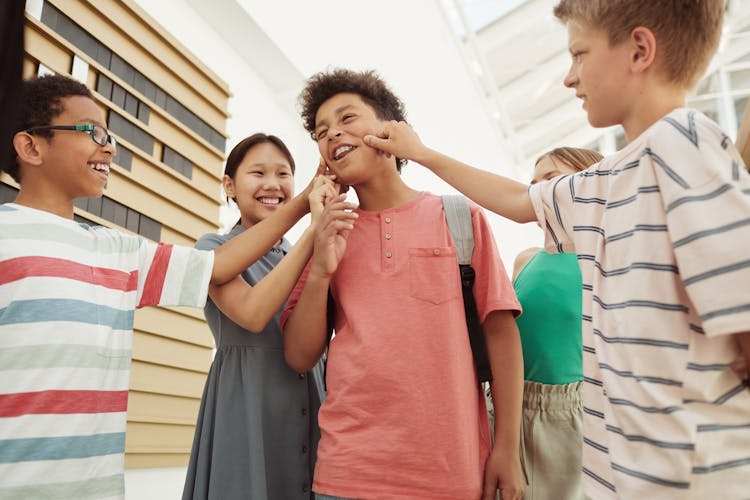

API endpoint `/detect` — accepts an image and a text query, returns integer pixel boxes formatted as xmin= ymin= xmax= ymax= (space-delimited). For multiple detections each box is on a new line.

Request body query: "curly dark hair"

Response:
xmin=6 ymin=74 xmax=92 ymax=182
xmin=298 ymin=68 xmax=408 ymax=172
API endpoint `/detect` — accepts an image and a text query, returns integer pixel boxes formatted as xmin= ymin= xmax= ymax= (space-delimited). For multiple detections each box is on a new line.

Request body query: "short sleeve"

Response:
xmin=528 ymin=174 xmax=579 ymax=254
xmin=650 ymin=114 xmax=750 ymax=337
xmin=136 ymin=239 xmax=214 ymax=309
xmin=469 ymin=202 xmax=522 ymax=323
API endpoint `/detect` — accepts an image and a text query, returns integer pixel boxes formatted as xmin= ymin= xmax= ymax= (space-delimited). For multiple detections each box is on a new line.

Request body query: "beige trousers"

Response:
xmin=485 ymin=380 xmax=583 ymax=500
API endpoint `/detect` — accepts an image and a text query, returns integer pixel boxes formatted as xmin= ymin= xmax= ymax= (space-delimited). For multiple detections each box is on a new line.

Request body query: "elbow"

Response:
xmin=284 ymin=349 xmax=314 ymax=374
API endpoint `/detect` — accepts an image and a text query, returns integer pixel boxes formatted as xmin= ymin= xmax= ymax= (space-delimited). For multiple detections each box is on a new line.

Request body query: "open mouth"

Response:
xmin=333 ymin=145 xmax=356 ymax=161
xmin=257 ymin=197 xmax=283 ymax=206
xmin=89 ymin=162 xmax=110 ymax=178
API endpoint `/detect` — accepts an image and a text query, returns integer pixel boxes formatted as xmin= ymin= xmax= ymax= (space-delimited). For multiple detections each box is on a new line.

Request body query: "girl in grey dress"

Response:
xmin=183 ymin=133 xmax=350 ymax=500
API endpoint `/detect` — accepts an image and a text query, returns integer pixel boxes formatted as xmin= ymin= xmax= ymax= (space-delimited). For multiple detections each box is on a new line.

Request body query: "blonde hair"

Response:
xmin=536 ymin=147 xmax=603 ymax=172
xmin=553 ymin=0 xmax=726 ymax=89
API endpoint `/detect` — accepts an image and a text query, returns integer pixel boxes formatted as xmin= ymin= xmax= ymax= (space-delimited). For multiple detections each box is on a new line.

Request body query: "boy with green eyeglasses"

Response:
xmin=0 ymin=73 xmax=347 ymax=498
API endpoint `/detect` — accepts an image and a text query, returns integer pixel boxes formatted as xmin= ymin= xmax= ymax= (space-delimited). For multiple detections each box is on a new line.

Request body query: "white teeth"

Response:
xmin=333 ymin=145 xmax=354 ymax=160
xmin=90 ymin=163 xmax=109 ymax=173
xmin=258 ymin=197 xmax=280 ymax=205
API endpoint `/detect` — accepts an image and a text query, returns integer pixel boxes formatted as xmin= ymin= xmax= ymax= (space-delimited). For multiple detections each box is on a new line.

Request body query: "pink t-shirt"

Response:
xmin=282 ymin=192 xmax=520 ymax=500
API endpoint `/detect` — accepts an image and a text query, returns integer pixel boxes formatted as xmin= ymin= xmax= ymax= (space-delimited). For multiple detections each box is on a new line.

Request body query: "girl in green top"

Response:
xmin=512 ymin=147 xmax=602 ymax=500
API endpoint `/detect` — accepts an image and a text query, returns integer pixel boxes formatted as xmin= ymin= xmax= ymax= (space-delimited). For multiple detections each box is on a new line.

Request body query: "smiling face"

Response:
xmin=223 ymin=141 xmax=294 ymax=227
xmin=35 ymin=95 xmax=114 ymax=200
xmin=563 ymin=22 xmax=634 ymax=129
xmin=313 ymin=92 xmax=395 ymax=186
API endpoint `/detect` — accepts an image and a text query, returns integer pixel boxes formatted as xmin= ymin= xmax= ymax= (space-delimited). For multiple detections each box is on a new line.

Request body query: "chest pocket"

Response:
xmin=408 ymin=246 xmax=461 ymax=305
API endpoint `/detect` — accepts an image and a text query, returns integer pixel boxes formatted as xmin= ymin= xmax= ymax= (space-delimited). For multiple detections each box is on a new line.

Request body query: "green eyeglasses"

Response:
xmin=26 ymin=124 xmax=117 ymax=148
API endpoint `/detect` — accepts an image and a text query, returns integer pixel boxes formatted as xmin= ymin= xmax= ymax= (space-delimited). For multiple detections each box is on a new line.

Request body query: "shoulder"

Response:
xmin=645 ymin=109 xmax=727 ymax=152
xmin=195 ymin=231 xmax=227 ymax=252
xmin=512 ymin=247 xmax=541 ymax=281
xmin=644 ymin=108 xmax=739 ymax=185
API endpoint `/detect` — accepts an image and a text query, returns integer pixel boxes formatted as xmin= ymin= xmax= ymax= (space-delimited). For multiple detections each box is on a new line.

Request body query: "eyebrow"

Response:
xmin=77 ymin=117 xmax=107 ymax=127
xmin=249 ymin=162 xmax=291 ymax=168
xmin=314 ymin=104 xmax=356 ymax=130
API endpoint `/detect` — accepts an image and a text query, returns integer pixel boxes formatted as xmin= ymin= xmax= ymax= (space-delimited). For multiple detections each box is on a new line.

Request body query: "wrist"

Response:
xmin=413 ymin=145 xmax=437 ymax=168
xmin=306 ymin=266 xmax=333 ymax=286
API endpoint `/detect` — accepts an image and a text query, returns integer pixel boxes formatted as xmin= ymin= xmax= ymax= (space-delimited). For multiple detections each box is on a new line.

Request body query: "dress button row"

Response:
xmin=385 ymin=233 xmax=391 ymax=240
xmin=385 ymin=251 xmax=392 ymax=258
xmin=385 ymin=217 xmax=391 ymax=223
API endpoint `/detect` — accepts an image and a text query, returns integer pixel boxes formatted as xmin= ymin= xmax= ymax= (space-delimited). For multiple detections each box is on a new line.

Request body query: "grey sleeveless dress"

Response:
xmin=182 ymin=225 xmax=325 ymax=500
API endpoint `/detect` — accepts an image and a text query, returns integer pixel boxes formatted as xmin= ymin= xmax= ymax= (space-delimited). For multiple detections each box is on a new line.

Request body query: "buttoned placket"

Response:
xmin=382 ymin=213 xmax=395 ymax=271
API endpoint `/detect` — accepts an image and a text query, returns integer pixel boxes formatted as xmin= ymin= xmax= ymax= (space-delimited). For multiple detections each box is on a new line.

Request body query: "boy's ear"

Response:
xmin=221 ymin=174 xmax=236 ymax=200
xmin=12 ymin=131 xmax=44 ymax=166
xmin=629 ymin=26 xmax=657 ymax=74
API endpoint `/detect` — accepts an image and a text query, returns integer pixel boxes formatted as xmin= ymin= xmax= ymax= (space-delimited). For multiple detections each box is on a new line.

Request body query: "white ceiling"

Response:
xmin=450 ymin=0 xmax=750 ymax=169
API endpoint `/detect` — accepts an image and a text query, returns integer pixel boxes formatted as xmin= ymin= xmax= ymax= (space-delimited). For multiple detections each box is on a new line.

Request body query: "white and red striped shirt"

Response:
xmin=0 ymin=203 xmax=213 ymax=499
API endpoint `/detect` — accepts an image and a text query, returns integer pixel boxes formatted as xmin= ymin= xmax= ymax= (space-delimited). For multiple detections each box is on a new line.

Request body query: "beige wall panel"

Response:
xmin=134 ymin=307 xmax=213 ymax=348
xmin=105 ymin=169 xmax=217 ymax=240
xmin=125 ymin=421 xmax=195 ymax=454
xmin=122 ymin=154 xmax=221 ymax=226
xmin=24 ymin=24 xmax=72 ymax=76
xmin=127 ymin=391 xmax=201 ymax=426
xmin=22 ymin=56 xmax=38 ymax=78
xmin=169 ymin=305 xmax=210 ymax=321
xmin=132 ymin=330 xmax=213 ymax=372
xmin=93 ymin=73 xmax=225 ymax=160
xmin=48 ymin=0 xmax=230 ymax=128
xmin=125 ymin=136 xmax=223 ymax=208
xmin=125 ymin=453 xmax=189 ymax=469
xmin=146 ymin=111 xmax=225 ymax=179
xmin=158 ymin=226 xmax=199 ymax=247
xmin=130 ymin=360 xmax=208 ymax=399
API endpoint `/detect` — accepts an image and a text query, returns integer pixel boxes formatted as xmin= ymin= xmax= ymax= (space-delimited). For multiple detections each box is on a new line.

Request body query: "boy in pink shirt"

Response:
xmin=281 ymin=69 xmax=524 ymax=500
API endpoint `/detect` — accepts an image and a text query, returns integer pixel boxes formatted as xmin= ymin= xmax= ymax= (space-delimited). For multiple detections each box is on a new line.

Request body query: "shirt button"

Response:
xmin=385 ymin=217 xmax=391 ymax=223
xmin=385 ymin=251 xmax=392 ymax=258
xmin=385 ymin=233 xmax=391 ymax=240
xmin=433 ymin=248 xmax=440 ymax=255
xmin=302 ymin=485 xmax=310 ymax=493
xmin=298 ymin=373 xmax=306 ymax=379
xmin=301 ymin=408 xmax=308 ymax=416
xmin=302 ymin=446 xmax=308 ymax=454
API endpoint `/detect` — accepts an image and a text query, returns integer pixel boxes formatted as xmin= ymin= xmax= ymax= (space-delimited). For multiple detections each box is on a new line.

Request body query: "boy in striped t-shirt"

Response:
xmin=0 ymin=74 xmax=340 ymax=499
xmin=364 ymin=1 xmax=750 ymax=498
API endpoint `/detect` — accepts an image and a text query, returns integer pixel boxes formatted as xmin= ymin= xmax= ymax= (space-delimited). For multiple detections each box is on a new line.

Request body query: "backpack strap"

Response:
xmin=442 ymin=194 xmax=474 ymax=265
xmin=441 ymin=195 xmax=493 ymax=383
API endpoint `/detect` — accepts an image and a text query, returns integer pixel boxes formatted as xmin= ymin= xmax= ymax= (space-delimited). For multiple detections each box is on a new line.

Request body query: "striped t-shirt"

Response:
xmin=0 ymin=203 xmax=213 ymax=499
xmin=529 ymin=109 xmax=750 ymax=499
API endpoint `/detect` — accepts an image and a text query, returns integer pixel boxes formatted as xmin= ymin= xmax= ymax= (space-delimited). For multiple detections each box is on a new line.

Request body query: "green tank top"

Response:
xmin=513 ymin=250 xmax=582 ymax=384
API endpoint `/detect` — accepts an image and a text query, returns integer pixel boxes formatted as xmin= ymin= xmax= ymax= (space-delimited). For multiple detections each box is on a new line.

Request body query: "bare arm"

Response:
xmin=735 ymin=331 xmax=750 ymax=389
xmin=512 ymin=247 xmax=541 ymax=282
xmin=482 ymin=310 xmax=525 ymax=500
xmin=283 ymin=197 xmax=357 ymax=372
xmin=364 ymin=121 xmax=535 ymax=223
xmin=207 ymin=225 xmax=316 ymax=333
